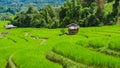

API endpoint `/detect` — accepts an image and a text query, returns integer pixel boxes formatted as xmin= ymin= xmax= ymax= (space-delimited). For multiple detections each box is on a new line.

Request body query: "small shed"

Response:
xmin=67 ymin=23 xmax=80 ymax=34
xmin=5 ymin=24 xmax=17 ymax=29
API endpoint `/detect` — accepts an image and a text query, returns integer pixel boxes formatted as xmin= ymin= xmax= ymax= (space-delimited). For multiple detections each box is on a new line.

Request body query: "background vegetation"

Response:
xmin=9 ymin=0 xmax=120 ymax=28
xmin=0 ymin=0 xmax=65 ymax=20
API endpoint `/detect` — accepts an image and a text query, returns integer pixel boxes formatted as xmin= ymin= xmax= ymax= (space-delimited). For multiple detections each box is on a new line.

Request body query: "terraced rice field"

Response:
xmin=0 ymin=21 xmax=120 ymax=68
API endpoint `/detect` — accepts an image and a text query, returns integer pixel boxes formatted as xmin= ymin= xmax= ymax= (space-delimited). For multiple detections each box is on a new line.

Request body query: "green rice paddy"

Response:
xmin=0 ymin=21 xmax=120 ymax=68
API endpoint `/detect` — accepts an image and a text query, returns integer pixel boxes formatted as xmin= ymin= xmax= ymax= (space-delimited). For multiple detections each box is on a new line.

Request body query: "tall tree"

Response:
xmin=82 ymin=0 xmax=95 ymax=7
xmin=59 ymin=0 xmax=82 ymax=27
xmin=112 ymin=0 xmax=120 ymax=17
xmin=95 ymin=0 xmax=105 ymax=22
xmin=26 ymin=5 xmax=38 ymax=14
xmin=40 ymin=5 xmax=59 ymax=28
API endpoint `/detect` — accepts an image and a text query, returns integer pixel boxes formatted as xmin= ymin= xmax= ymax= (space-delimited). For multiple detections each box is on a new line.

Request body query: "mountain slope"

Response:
xmin=0 ymin=0 xmax=66 ymax=15
xmin=0 ymin=0 xmax=66 ymax=5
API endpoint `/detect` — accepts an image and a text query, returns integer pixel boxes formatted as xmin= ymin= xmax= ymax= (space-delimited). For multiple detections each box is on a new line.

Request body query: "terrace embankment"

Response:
xmin=46 ymin=51 xmax=94 ymax=68
xmin=6 ymin=55 xmax=18 ymax=68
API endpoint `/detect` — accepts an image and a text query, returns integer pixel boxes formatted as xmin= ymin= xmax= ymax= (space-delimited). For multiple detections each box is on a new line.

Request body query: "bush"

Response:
xmin=83 ymin=14 xmax=101 ymax=27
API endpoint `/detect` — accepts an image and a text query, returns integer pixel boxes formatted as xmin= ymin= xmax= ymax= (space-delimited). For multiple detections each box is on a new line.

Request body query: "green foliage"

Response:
xmin=11 ymin=5 xmax=59 ymax=28
xmin=40 ymin=5 xmax=60 ymax=28
xmin=0 ymin=21 xmax=9 ymax=28
xmin=107 ymin=0 xmax=120 ymax=24
xmin=11 ymin=0 xmax=120 ymax=28
xmin=107 ymin=0 xmax=114 ymax=3
xmin=26 ymin=5 xmax=38 ymax=14
xmin=104 ymin=2 xmax=113 ymax=15
xmin=86 ymin=14 xmax=101 ymax=26
xmin=0 ymin=13 xmax=13 ymax=20
xmin=82 ymin=0 xmax=95 ymax=7
xmin=0 ymin=0 xmax=66 ymax=14
xmin=59 ymin=0 xmax=83 ymax=27
xmin=59 ymin=0 xmax=105 ymax=27
xmin=112 ymin=0 xmax=120 ymax=17
xmin=0 ymin=6 xmax=7 ymax=13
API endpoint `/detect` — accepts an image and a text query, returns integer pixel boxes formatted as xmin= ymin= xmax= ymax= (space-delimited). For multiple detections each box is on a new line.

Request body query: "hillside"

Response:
xmin=0 ymin=0 xmax=65 ymax=4
xmin=0 ymin=21 xmax=120 ymax=68
xmin=0 ymin=0 xmax=66 ymax=15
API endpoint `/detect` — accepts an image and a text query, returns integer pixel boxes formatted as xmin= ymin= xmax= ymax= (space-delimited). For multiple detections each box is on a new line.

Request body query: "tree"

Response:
xmin=11 ymin=6 xmax=40 ymax=27
xmin=59 ymin=0 xmax=82 ymax=27
xmin=26 ymin=5 xmax=38 ymax=14
xmin=40 ymin=5 xmax=59 ymax=28
xmin=107 ymin=0 xmax=114 ymax=3
xmin=95 ymin=0 xmax=105 ymax=23
xmin=82 ymin=0 xmax=95 ymax=7
xmin=112 ymin=0 xmax=120 ymax=17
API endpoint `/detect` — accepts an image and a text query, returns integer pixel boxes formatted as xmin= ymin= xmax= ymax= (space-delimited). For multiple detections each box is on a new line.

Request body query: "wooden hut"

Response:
xmin=67 ymin=23 xmax=80 ymax=34
xmin=5 ymin=24 xmax=17 ymax=29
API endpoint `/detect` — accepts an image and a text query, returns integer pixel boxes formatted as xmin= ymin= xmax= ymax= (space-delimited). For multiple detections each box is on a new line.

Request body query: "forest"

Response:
xmin=9 ymin=0 xmax=120 ymax=28
xmin=0 ymin=0 xmax=65 ymax=20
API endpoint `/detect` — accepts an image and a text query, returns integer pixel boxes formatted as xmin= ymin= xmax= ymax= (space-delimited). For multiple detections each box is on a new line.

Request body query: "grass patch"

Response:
xmin=53 ymin=42 xmax=120 ymax=68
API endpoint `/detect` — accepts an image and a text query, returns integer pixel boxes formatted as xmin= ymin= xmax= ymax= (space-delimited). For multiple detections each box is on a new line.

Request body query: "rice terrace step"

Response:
xmin=0 ymin=21 xmax=120 ymax=68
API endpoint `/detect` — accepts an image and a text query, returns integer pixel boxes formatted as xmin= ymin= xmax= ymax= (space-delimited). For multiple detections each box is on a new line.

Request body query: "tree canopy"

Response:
xmin=11 ymin=0 xmax=120 ymax=28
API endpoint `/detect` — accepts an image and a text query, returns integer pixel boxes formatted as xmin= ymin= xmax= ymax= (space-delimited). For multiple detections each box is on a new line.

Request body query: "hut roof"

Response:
xmin=67 ymin=23 xmax=79 ymax=27
xmin=67 ymin=23 xmax=79 ymax=34
xmin=5 ymin=24 xmax=17 ymax=29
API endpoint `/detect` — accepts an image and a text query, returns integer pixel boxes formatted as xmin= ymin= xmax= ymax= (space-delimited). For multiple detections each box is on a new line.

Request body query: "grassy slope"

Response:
xmin=53 ymin=42 xmax=120 ymax=68
xmin=0 ymin=21 xmax=120 ymax=68
xmin=0 ymin=21 xmax=62 ymax=68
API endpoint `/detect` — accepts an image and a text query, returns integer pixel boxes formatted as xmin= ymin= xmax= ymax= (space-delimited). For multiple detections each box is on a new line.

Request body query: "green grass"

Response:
xmin=0 ymin=21 xmax=120 ymax=68
xmin=52 ymin=42 xmax=120 ymax=68
xmin=109 ymin=37 xmax=120 ymax=51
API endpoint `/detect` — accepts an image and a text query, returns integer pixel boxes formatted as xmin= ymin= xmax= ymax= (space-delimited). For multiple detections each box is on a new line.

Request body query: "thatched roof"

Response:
xmin=67 ymin=23 xmax=79 ymax=27
xmin=5 ymin=24 xmax=17 ymax=29
xmin=67 ymin=23 xmax=80 ymax=30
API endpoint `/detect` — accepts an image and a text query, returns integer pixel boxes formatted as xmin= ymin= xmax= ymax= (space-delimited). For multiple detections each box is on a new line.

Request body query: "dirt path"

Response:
xmin=40 ymin=39 xmax=46 ymax=45
xmin=0 ymin=34 xmax=2 ymax=38
xmin=46 ymin=51 xmax=94 ymax=68
xmin=6 ymin=55 xmax=17 ymax=68
xmin=0 ymin=32 xmax=9 ymax=38
xmin=25 ymin=32 xmax=29 ymax=36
